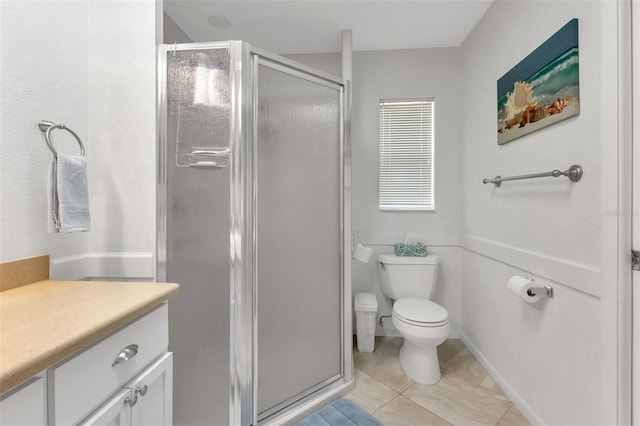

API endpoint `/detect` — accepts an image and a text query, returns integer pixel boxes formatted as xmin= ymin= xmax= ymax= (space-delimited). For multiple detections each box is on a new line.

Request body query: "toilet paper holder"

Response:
xmin=524 ymin=278 xmax=554 ymax=298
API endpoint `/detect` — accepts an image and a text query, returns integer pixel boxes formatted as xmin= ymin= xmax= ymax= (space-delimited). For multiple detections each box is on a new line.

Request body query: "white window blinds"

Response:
xmin=379 ymin=98 xmax=435 ymax=211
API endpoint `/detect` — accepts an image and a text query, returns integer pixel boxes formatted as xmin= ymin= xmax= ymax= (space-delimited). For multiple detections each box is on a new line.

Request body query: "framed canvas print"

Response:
xmin=497 ymin=19 xmax=579 ymax=145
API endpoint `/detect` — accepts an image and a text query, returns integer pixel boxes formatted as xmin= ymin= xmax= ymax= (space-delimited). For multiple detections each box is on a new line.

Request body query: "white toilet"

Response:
xmin=377 ymin=254 xmax=449 ymax=384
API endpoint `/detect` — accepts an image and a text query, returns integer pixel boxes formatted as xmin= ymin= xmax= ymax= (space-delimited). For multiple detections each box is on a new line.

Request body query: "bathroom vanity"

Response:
xmin=0 ymin=256 xmax=179 ymax=425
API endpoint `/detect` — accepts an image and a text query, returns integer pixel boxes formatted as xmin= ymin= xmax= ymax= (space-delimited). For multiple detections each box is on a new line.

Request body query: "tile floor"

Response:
xmin=346 ymin=337 xmax=530 ymax=426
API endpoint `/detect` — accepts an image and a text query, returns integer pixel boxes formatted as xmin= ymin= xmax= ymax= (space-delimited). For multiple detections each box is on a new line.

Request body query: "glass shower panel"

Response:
xmin=165 ymin=48 xmax=231 ymax=425
xmin=256 ymin=62 xmax=342 ymax=416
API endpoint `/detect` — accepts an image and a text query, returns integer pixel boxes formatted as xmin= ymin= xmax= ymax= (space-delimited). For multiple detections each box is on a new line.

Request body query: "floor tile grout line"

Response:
xmin=356 ymin=341 xmax=415 ymax=394
xmin=399 ymin=382 xmax=415 ymax=397
xmin=371 ymin=393 xmax=401 ymax=418
xmin=355 ymin=367 xmax=401 ymax=396
xmin=402 ymin=391 xmax=457 ymax=426
xmin=439 ymin=347 xmax=470 ymax=371
xmin=493 ymin=403 xmax=515 ymax=426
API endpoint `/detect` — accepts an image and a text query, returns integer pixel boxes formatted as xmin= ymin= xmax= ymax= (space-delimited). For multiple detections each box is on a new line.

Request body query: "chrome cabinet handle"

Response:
xmin=124 ymin=394 xmax=138 ymax=407
xmin=124 ymin=384 xmax=147 ymax=409
xmin=136 ymin=385 xmax=148 ymax=397
xmin=112 ymin=344 xmax=139 ymax=367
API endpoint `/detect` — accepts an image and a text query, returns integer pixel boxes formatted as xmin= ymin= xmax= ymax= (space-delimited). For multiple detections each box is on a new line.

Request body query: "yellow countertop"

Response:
xmin=0 ymin=280 xmax=179 ymax=394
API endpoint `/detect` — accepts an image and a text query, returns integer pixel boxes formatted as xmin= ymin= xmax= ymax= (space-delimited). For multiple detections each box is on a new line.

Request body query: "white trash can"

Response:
xmin=354 ymin=292 xmax=378 ymax=353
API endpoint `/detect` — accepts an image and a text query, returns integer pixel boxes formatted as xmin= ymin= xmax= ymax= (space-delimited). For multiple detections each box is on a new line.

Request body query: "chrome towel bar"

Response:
xmin=483 ymin=164 xmax=583 ymax=187
xmin=39 ymin=120 xmax=85 ymax=157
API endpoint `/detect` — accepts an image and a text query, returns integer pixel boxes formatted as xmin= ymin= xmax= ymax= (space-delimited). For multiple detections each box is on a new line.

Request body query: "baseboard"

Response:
xmin=50 ymin=252 xmax=154 ymax=280
xmin=459 ymin=332 xmax=544 ymax=426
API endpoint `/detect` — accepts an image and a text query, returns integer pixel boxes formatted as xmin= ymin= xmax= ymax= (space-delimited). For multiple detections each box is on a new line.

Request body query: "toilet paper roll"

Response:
xmin=507 ymin=275 xmax=542 ymax=303
xmin=353 ymin=243 xmax=373 ymax=263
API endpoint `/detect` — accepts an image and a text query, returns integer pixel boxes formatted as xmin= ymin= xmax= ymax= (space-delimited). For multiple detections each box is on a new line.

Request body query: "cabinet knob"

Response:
xmin=112 ymin=344 xmax=139 ymax=367
xmin=124 ymin=394 xmax=138 ymax=407
xmin=135 ymin=384 xmax=148 ymax=397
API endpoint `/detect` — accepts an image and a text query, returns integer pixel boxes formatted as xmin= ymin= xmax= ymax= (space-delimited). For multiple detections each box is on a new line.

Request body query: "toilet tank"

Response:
xmin=377 ymin=254 xmax=439 ymax=300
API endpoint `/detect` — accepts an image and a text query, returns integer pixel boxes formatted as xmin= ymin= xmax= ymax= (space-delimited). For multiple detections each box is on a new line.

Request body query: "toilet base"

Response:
xmin=399 ymin=340 xmax=441 ymax=385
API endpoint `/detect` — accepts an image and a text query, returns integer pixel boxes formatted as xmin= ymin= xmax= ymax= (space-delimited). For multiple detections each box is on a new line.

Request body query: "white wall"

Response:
xmin=0 ymin=1 xmax=89 ymax=271
xmin=351 ymin=48 xmax=463 ymax=334
xmin=0 ymin=1 xmax=156 ymax=280
xmin=292 ymin=48 xmax=464 ymax=335
xmin=87 ymin=1 xmax=156 ymax=280
xmin=460 ymin=1 xmax=604 ymax=424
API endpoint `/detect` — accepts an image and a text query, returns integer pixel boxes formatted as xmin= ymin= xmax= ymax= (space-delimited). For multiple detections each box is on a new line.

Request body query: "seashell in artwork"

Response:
xmin=503 ymin=81 xmax=534 ymax=122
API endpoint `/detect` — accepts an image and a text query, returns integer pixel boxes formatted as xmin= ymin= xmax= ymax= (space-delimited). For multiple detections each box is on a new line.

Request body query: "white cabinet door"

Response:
xmin=0 ymin=376 xmax=46 ymax=426
xmin=126 ymin=353 xmax=173 ymax=426
xmin=79 ymin=388 xmax=131 ymax=426
xmin=77 ymin=353 xmax=173 ymax=426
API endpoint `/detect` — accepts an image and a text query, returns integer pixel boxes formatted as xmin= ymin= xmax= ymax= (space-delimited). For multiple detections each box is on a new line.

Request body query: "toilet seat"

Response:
xmin=393 ymin=299 xmax=448 ymax=328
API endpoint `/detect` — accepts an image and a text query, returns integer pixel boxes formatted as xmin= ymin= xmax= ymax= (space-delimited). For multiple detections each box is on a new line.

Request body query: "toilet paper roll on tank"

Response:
xmin=508 ymin=275 xmax=542 ymax=303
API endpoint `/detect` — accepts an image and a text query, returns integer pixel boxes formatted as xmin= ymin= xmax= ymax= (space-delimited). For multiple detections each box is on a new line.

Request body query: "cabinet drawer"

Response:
xmin=49 ymin=304 xmax=168 ymax=425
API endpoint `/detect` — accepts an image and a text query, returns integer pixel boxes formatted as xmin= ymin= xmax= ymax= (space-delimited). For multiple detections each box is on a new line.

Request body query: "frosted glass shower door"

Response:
xmin=255 ymin=59 xmax=343 ymax=418
xmin=160 ymin=42 xmax=349 ymax=424
xmin=161 ymin=45 xmax=232 ymax=426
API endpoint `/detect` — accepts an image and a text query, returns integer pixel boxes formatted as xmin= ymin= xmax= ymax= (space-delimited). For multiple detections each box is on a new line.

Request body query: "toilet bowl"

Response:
xmin=377 ymin=254 xmax=449 ymax=385
xmin=392 ymin=299 xmax=449 ymax=384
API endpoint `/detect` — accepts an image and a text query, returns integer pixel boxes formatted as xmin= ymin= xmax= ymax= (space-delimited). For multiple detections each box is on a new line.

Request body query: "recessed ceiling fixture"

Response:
xmin=207 ymin=15 xmax=231 ymax=29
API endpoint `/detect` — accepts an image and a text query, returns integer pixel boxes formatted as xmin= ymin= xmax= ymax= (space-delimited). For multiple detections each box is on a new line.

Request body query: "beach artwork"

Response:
xmin=497 ymin=19 xmax=579 ymax=145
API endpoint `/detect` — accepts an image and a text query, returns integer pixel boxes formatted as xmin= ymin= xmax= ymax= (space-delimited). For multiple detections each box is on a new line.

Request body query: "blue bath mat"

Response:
xmin=296 ymin=398 xmax=383 ymax=426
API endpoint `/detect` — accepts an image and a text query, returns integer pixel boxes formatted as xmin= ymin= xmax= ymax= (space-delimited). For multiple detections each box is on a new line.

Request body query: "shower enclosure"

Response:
xmin=157 ymin=41 xmax=352 ymax=425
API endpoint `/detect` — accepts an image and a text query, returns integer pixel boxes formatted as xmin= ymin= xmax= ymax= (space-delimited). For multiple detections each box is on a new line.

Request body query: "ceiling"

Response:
xmin=163 ymin=0 xmax=495 ymax=54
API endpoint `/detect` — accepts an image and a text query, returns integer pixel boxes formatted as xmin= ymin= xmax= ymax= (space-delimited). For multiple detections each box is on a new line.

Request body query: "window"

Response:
xmin=379 ymin=98 xmax=435 ymax=211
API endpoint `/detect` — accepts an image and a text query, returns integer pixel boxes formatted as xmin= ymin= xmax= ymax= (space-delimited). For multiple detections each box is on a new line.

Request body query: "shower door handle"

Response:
xmin=188 ymin=148 xmax=231 ymax=168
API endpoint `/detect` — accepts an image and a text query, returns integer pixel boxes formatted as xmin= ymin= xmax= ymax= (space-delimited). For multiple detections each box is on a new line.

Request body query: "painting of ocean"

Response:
xmin=497 ymin=19 xmax=579 ymax=145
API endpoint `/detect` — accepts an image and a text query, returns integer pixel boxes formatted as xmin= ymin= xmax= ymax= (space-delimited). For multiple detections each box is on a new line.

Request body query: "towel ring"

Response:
xmin=38 ymin=120 xmax=85 ymax=157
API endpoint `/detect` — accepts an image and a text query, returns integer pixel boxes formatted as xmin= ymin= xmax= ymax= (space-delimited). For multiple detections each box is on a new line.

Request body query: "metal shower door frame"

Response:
xmin=248 ymin=46 xmax=352 ymax=425
xmin=157 ymin=41 xmax=352 ymax=426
